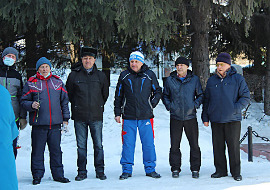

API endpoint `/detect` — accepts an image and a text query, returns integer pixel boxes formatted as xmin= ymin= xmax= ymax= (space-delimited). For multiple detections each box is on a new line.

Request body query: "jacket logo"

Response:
xmin=146 ymin=121 xmax=150 ymax=125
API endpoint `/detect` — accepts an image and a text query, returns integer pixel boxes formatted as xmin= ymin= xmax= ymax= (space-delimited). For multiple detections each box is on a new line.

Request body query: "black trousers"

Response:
xmin=211 ymin=121 xmax=241 ymax=176
xmin=169 ymin=118 xmax=201 ymax=172
xmin=31 ymin=127 xmax=64 ymax=179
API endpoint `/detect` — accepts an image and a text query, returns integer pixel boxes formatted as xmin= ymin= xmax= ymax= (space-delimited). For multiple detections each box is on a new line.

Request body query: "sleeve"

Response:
xmin=101 ymin=73 xmax=109 ymax=104
xmin=18 ymin=75 xmax=27 ymax=119
xmin=150 ymin=72 xmax=162 ymax=108
xmin=21 ymin=83 xmax=36 ymax=112
xmin=114 ymin=74 xmax=124 ymax=117
xmin=194 ymin=77 xmax=204 ymax=109
xmin=66 ymin=72 xmax=74 ymax=104
xmin=201 ymin=81 xmax=210 ymax=122
xmin=60 ymin=82 xmax=70 ymax=121
xmin=234 ymin=76 xmax=250 ymax=111
xmin=162 ymin=78 xmax=171 ymax=111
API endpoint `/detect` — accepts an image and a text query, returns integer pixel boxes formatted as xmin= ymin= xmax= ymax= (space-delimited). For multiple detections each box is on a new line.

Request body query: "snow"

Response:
xmin=16 ymin=74 xmax=270 ymax=190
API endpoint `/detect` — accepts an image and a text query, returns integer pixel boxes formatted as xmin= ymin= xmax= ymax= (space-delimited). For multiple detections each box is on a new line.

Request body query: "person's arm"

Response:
xmin=60 ymin=82 xmax=70 ymax=122
xmin=21 ymin=82 xmax=36 ymax=112
xmin=101 ymin=73 xmax=109 ymax=104
xmin=150 ymin=72 xmax=162 ymax=108
xmin=194 ymin=77 xmax=204 ymax=109
xmin=201 ymin=82 xmax=210 ymax=124
xmin=114 ymin=74 xmax=124 ymax=120
xmin=162 ymin=78 xmax=171 ymax=111
xmin=234 ymin=76 xmax=250 ymax=111
xmin=66 ymin=72 xmax=74 ymax=104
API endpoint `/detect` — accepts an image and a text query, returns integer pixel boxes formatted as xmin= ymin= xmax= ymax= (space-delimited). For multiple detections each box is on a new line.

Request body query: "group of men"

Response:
xmin=0 ymin=46 xmax=250 ymax=189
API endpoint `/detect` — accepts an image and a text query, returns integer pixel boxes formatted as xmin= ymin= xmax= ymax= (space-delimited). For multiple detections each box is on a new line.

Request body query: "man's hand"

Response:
xmin=203 ymin=122 xmax=209 ymax=127
xmin=19 ymin=118 xmax=27 ymax=130
xmin=32 ymin=101 xmax=40 ymax=109
xmin=115 ymin=116 xmax=121 ymax=123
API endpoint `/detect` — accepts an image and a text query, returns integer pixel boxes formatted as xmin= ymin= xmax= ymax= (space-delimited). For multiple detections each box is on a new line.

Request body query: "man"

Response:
xmin=66 ymin=47 xmax=109 ymax=181
xmin=114 ymin=51 xmax=162 ymax=180
xmin=0 ymin=84 xmax=19 ymax=190
xmin=162 ymin=57 xmax=203 ymax=179
xmin=21 ymin=57 xmax=70 ymax=185
xmin=202 ymin=52 xmax=250 ymax=181
xmin=0 ymin=47 xmax=27 ymax=158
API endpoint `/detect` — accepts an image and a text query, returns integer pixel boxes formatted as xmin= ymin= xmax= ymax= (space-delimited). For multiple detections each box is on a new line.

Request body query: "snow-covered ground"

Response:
xmin=16 ymin=74 xmax=270 ymax=190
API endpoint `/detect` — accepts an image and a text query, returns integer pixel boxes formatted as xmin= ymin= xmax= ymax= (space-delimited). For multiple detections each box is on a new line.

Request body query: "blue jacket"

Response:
xmin=114 ymin=64 xmax=162 ymax=120
xmin=162 ymin=70 xmax=203 ymax=121
xmin=202 ymin=66 xmax=250 ymax=123
xmin=21 ymin=72 xmax=70 ymax=128
xmin=0 ymin=84 xmax=19 ymax=190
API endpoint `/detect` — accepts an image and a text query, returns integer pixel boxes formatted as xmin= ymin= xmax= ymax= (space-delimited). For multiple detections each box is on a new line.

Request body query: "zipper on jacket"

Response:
xmin=46 ymin=80 xmax=52 ymax=129
xmin=5 ymin=69 xmax=8 ymax=89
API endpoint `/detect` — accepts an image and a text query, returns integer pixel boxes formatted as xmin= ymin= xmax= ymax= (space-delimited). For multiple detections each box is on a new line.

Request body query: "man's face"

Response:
xmin=176 ymin=64 xmax=188 ymax=76
xmin=82 ymin=55 xmax=96 ymax=70
xmin=3 ymin=53 xmax=16 ymax=62
xmin=130 ymin=60 xmax=143 ymax=73
xmin=216 ymin=62 xmax=231 ymax=76
xmin=38 ymin=64 xmax=51 ymax=77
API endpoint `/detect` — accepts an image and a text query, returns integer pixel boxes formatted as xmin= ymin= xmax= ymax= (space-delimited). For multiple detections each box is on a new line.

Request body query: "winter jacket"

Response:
xmin=0 ymin=60 xmax=26 ymax=121
xmin=66 ymin=63 xmax=109 ymax=121
xmin=162 ymin=70 xmax=203 ymax=121
xmin=114 ymin=64 xmax=162 ymax=120
xmin=0 ymin=84 xmax=19 ymax=190
xmin=21 ymin=72 xmax=70 ymax=128
xmin=201 ymin=66 xmax=250 ymax=123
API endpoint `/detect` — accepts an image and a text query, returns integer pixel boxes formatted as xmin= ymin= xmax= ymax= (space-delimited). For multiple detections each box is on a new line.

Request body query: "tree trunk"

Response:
xmin=189 ymin=6 xmax=210 ymax=89
xmin=264 ymin=43 xmax=270 ymax=115
xmin=253 ymin=49 xmax=263 ymax=102
xmin=102 ymin=50 xmax=111 ymax=86
xmin=25 ymin=26 xmax=38 ymax=80
xmin=70 ymin=42 xmax=80 ymax=65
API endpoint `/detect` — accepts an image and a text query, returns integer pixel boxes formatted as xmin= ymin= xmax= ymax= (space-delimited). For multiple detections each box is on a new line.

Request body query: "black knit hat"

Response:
xmin=81 ymin=46 xmax=97 ymax=58
xmin=216 ymin=52 xmax=231 ymax=65
xmin=175 ymin=57 xmax=190 ymax=67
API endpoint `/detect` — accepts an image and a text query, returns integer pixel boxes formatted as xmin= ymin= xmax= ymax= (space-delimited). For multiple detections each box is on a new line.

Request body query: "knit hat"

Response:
xmin=216 ymin=52 xmax=231 ymax=65
xmin=2 ymin=47 xmax=19 ymax=60
xmin=81 ymin=46 xmax=97 ymax=58
xmin=175 ymin=57 xmax=190 ymax=67
xmin=36 ymin=57 xmax=52 ymax=70
xmin=129 ymin=51 xmax=144 ymax=63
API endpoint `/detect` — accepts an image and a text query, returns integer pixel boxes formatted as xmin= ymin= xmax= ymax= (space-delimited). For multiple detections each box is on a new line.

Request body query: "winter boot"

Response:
xmin=119 ymin=173 xmax=132 ymax=180
xmin=146 ymin=171 xmax=161 ymax=178
xmin=75 ymin=172 xmax=87 ymax=181
xmin=172 ymin=170 xmax=180 ymax=178
xmin=192 ymin=171 xmax=199 ymax=179
xmin=54 ymin=177 xmax=70 ymax=183
xmin=32 ymin=177 xmax=41 ymax=185
xmin=96 ymin=172 xmax=107 ymax=180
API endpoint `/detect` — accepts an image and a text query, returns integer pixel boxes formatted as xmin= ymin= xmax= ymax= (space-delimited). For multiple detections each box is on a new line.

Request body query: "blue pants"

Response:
xmin=121 ymin=119 xmax=156 ymax=174
xmin=74 ymin=120 xmax=104 ymax=174
xmin=31 ymin=127 xmax=64 ymax=179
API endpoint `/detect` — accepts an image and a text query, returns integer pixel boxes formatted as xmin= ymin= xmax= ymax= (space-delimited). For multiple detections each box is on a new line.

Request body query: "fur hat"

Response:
xmin=81 ymin=46 xmax=97 ymax=58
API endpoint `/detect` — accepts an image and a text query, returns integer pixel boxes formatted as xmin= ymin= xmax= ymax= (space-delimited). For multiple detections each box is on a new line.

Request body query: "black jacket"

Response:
xmin=114 ymin=64 xmax=162 ymax=120
xmin=0 ymin=60 xmax=26 ymax=120
xmin=66 ymin=63 xmax=109 ymax=121
xmin=162 ymin=70 xmax=203 ymax=121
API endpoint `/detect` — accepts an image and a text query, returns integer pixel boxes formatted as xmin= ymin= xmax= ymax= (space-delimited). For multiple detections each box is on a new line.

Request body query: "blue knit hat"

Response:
xmin=216 ymin=52 xmax=231 ymax=65
xmin=129 ymin=51 xmax=144 ymax=63
xmin=2 ymin=47 xmax=19 ymax=60
xmin=36 ymin=57 xmax=52 ymax=70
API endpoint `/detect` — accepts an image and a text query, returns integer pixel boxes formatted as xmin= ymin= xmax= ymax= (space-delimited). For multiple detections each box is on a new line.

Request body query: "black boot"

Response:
xmin=119 ymin=173 xmax=132 ymax=180
xmin=146 ymin=171 xmax=161 ymax=178
xmin=32 ymin=177 xmax=41 ymax=185
xmin=172 ymin=170 xmax=180 ymax=178
xmin=75 ymin=173 xmax=87 ymax=181
xmin=192 ymin=171 xmax=199 ymax=179
xmin=54 ymin=177 xmax=70 ymax=183
xmin=96 ymin=172 xmax=107 ymax=180
xmin=211 ymin=172 xmax=228 ymax=178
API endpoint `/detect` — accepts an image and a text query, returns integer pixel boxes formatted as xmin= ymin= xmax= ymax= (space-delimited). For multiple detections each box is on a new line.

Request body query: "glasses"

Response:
xmin=216 ymin=63 xmax=225 ymax=67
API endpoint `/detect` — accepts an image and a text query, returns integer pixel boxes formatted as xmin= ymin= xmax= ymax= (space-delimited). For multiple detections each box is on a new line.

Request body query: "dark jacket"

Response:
xmin=66 ymin=63 xmax=109 ymax=121
xmin=114 ymin=64 xmax=162 ymax=120
xmin=201 ymin=66 xmax=250 ymax=123
xmin=0 ymin=60 xmax=26 ymax=120
xmin=162 ymin=70 xmax=203 ymax=121
xmin=21 ymin=72 xmax=70 ymax=128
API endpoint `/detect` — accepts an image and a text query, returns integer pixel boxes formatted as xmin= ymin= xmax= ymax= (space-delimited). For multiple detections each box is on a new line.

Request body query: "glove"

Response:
xmin=61 ymin=123 xmax=69 ymax=133
xmin=19 ymin=119 xmax=27 ymax=130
